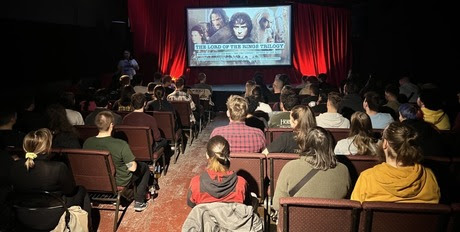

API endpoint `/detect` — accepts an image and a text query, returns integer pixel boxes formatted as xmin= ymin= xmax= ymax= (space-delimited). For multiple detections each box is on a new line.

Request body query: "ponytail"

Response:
xmin=206 ymin=136 xmax=231 ymax=172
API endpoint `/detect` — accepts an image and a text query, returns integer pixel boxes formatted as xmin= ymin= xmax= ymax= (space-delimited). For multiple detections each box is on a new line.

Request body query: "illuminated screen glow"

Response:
xmin=186 ymin=5 xmax=292 ymax=67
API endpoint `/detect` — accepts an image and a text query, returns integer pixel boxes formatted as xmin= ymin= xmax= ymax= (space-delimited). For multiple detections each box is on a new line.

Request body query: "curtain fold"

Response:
xmin=127 ymin=1 xmax=350 ymax=87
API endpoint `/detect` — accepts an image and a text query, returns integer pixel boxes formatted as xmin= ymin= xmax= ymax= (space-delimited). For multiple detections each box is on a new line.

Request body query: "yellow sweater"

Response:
xmin=421 ymin=107 xmax=450 ymax=130
xmin=351 ymin=163 xmax=440 ymax=203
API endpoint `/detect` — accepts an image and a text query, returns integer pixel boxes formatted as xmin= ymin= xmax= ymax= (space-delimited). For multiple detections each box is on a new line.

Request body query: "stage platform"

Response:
xmin=209 ymin=84 xmax=246 ymax=112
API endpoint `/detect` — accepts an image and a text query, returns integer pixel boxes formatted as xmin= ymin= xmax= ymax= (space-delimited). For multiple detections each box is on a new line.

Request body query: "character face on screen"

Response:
xmin=259 ymin=16 xmax=273 ymax=30
xmin=190 ymin=25 xmax=206 ymax=44
xmin=209 ymin=9 xmax=229 ymax=31
xmin=229 ymin=13 xmax=253 ymax=41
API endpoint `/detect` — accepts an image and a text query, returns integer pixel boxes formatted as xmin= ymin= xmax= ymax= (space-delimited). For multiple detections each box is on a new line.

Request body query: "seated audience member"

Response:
xmin=14 ymin=95 xmax=48 ymax=133
xmin=363 ymin=91 xmax=394 ymax=129
xmin=398 ymin=103 xmax=443 ymax=156
xmin=399 ymin=76 xmax=419 ymax=103
xmin=187 ymin=135 xmax=249 ymax=207
xmin=383 ymin=84 xmax=401 ymax=115
xmin=210 ymin=95 xmax=265 ymax=152
xmin=112 ymin=85 xmax=135 ymax=112
xmin=296 ymin=75 xmax=309 ymax=89
xmin=183 ymin=136 xmax=263 ymax=231
xmin=267 ymin=75 xmax=284 ymax=104
xmin=316 ymin=92 xmax=350 ymax=128
xmin=193 ymin=72 xmax=213 ymax=94
xmin=9 ymin=128 xmax=92 ymax=228
xmin=83 ymin=111 xmax=151 ymax=212
xmin=132 ymin=74 xmax=147 ymax=94
xmin=79 ymin=87 xmax=97 ymax=112
xmin=145 ymin=82 xmax=156 ymax=102
xmin=146 ymin=85 xmax=175 ymax=113
xmin=338 ymin=80 xmax=364 ymax=120
xmin=311 ymin=91 xmax=328 ymax=114
xmin=167 ymin=77 xmax=198 ymax=124
xmin=272 ymin=127 xmax=351 ymax=211
xmin=298 ymin=76 xmax=318 ymax=95
xmin=253 ymin=73 xmax=271 ymax=103
xmin=417 ymin=88 xmax=451 ymax=130
xmin=334 ymin=112 xmax=379 ymax=155
xmin=123 ymin=93 xmax=167 ymax=151
xmin=162 ymin=75 xmax=175 ymax=96
xmin=268 ymin=86 xmax=298 ymax=128
xmin=318 ymin=73 xmax=334 ymax=92
xmin=85 ymin=90 xmax=123 ymax=125
xmin=45 ymin=104 xmax=81 ymax=149
xmin=245 ymin=96 xmax=267 ymax=132
xmin=59 ymin=91 xmax=84 ymax=126
xmin=351 ymin=122 xmax=440 ymax=203
xmin=252 ymin=86 xmax=272 ymax=114
xmin=300 ymin=84 xmax=320 ymax=106
xmin=0 ymin=107 xmax=26 ymax=149
xmin=152 ymin=71 xmax=163 ymax=85
xmin=263 ymin=105 xmax=316 ymax=154
xmin=244 ymin=80 xmax=257 ymax=98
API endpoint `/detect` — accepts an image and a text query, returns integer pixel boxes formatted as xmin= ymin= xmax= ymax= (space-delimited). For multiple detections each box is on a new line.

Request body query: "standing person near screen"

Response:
xmin=117 ymin=50 xmax=140 ymax=80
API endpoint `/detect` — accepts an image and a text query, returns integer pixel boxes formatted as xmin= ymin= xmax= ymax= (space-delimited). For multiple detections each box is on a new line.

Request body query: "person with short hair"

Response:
xmin=193 ymin=72 xmax=213 ymax=94
xmin=363 ymin=91 xmax=394 ymax=129
xmin=268 ymin=86 xmax=298 ymax=128
xmin=334 ymin=112 xmax=379 ymax=155
xmin=167 ymin=77 xmax=197 ymax=124
xmin=84 ymin=90 xmax=123 ymax=126
xmin=351 ymin=122 xmax=440 ymax=203
xmin=0 ymin=107 xmax=26 ymax=149
xmin=272 ymin=127 xmax=351 ymax=211
xmin=315 ymin=92 xmax=350 ymax=128
xmin=210 ymin=95 xmax=265 ymax=152
xmin=83 ymin=111 xmax=151 ymax=212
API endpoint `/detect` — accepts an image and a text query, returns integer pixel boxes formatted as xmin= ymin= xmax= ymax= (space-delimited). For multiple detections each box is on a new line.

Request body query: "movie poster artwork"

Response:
xmin=187 ymin=5 xmax=291 ymax=67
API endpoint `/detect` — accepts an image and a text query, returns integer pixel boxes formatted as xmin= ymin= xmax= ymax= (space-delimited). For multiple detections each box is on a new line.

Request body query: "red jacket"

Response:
xmin=187 ymin=169 xmax=247 ymax=207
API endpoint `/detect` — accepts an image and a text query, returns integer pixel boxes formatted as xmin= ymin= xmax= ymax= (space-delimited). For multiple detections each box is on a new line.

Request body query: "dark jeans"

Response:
xmin=131 ymin=161 xmax=150 ymax=203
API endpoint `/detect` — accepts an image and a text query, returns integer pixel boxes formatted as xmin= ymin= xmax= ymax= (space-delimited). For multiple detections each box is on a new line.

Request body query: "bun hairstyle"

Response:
xmin=206 ymin=135 xmax=231 ymax=172
xmin=23 ymin=128 xmax=53 ymax=171
xmin=382 ymin=122 xmax=422 ymax=166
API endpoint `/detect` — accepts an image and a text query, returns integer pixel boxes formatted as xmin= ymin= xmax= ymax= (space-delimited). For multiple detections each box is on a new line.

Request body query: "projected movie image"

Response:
xmin=187 ymin=5 xmax=292 ymax=67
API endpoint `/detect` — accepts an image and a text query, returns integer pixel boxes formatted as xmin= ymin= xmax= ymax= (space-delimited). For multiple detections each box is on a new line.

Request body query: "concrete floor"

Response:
xmin=94 ymin=113 xmax=229 ymax=232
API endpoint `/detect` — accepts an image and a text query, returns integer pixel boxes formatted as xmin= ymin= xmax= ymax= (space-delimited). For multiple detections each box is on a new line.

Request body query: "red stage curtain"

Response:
xmin=128 ymin=1 xmax=350 ymax=87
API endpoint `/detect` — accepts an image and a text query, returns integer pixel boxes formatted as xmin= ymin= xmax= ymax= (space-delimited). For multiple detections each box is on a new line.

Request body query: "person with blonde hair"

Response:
xmin=263 ymin=104 xmax=316 ymax=154
xmin=9 ymin=128 xmax=92 ymax=229
xmin=272 ymin=127 xmax=351 ymax=211
xmin=351 ymin=122 xmax=440 ymax=203
xmin=334 ymin=111 xmax=379 ymax=155
xmin=210 ymin=95 xmax=265 ymax=152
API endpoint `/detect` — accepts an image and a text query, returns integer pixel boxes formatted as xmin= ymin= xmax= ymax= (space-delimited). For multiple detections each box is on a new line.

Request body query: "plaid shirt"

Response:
xmin=167 ymin=90 xmax=196 ymax=123
xmin=210 ymin=121 xmax=266 ymax=153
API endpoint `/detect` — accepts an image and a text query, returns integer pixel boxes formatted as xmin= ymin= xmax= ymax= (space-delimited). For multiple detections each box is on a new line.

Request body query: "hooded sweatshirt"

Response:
xmin=351 ymin=163 xmax=440 ymax=203
xmin=187 ymin=169 xmax=247 ymax=208
xmin=421 ymin=107 xmax=451 ymax=130
xmin=316 ymin=112 xmax=350 ymax=128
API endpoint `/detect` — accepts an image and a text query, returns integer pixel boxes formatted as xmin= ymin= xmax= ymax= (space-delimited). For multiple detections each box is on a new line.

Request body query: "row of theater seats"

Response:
xmin=227 ymin=152 xmax=460 ymax=231
xmin=265 ymin=127 xmax=460 ymax=158
xmin=278 ymin=197 xmax=459 ymax=232
xmin=76 ymin=111 xmax=184 ymax=164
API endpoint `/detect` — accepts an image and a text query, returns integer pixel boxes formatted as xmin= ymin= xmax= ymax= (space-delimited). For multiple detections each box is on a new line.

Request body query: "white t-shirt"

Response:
xmin=334 ymin=136 xmax=358 ymax=155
